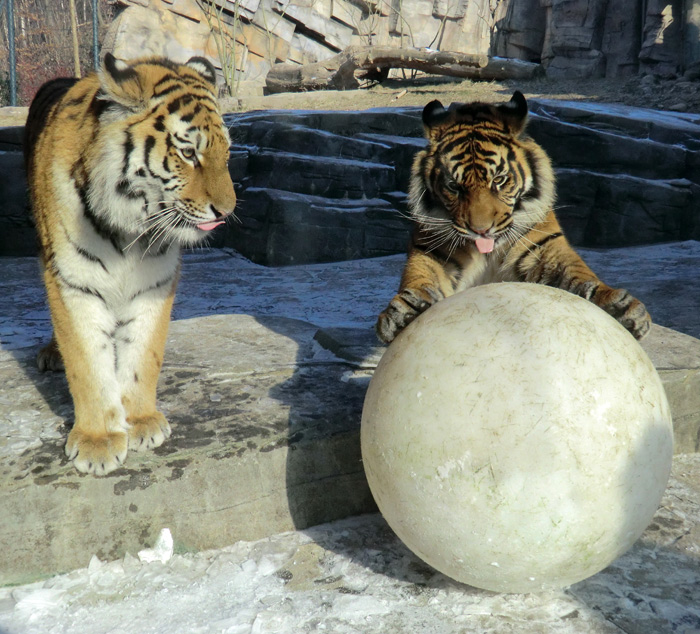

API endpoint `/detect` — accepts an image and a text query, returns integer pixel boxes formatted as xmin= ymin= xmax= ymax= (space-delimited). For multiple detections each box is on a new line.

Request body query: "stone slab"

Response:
xmin=0 ymin=314 xmax=377 ymax=585
xmin=1 ymin=461 xmax=699 ymax=632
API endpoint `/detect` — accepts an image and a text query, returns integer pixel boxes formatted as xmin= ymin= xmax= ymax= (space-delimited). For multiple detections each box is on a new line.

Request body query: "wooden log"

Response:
xmin=265 ymin=46 xmax=543 ymax=93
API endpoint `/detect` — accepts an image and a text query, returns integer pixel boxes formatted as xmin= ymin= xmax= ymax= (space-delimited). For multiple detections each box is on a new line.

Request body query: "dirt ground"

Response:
xmin=2 ymin=73 xmax=700 ymax=128
xmin=228 ymin=74 xmax=700 ymax=115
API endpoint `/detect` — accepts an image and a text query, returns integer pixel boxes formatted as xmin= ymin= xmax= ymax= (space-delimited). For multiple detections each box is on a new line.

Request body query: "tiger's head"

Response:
xmin=87 ymin=54 xmax=236 ymax=250
xmin=409 ymin=91 xmax=555 ymax=255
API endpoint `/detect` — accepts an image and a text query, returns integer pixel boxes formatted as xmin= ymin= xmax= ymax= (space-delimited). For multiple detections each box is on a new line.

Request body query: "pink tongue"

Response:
xmin=197 ymin=220 xmax=225 ymax=232
xmin=475 ymin=237 xmax=495 ymax=254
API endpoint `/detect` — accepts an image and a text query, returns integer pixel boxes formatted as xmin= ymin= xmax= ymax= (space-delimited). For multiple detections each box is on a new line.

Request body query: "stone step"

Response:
xmin=233 ymin=120 xmax=397 ymax=164
xmin=217 ymin=186 xmax=411 ymax=265
xmin=530 ymin=99 xmax=700 ymax=149
xmin=528 ymin=113 xmax=693 ymax=181
xmin=225 ymin=107 xmax=424 ymax=139
xmin=6 ymin=102 xmax=700 ymax=259
xmin=555 ymin=170 xmax=696 ymax=247
xmin=244 ymin=149 xmax=396 ymax=198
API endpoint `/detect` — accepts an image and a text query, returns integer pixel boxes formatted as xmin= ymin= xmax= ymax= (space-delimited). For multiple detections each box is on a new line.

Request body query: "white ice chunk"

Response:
xmin=138 ymin=528 xmax=174 ymax=564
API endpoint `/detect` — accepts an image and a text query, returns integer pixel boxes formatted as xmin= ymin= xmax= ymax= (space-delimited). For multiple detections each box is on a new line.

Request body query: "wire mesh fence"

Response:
xmin=0 ymin=0 xmax=118 ymax=106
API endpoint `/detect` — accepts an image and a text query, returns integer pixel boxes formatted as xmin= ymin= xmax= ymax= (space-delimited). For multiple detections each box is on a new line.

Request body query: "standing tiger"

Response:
xmin=376 ymin=91 xmax=651 ymax=344
xmin=24 ymin=54 xmax=237 ymax=475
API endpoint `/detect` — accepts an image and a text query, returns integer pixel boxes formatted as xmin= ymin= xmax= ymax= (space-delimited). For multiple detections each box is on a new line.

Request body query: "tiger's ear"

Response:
xmin=99 ymin=53 xmax=147 ymax=110
xmin=422 ymin=99 xmax=451 ymax=140
xmin=423 ymin=100 xmax=448 ymax=127
xmin=185 ymin=57 xmax=217 ymax=86
xmin=497 ymin=91 xmax=528 ymax=135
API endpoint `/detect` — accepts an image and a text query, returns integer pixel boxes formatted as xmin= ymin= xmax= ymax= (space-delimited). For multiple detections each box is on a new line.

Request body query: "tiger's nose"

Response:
xmin=471 ymin=224 xmax=494 ymax=236
xmin=209 ymin=198 xmax=235 ymax=219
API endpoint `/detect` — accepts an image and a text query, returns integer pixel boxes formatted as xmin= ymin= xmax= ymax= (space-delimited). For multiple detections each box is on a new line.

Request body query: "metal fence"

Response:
xmin=1 ymin=0 xmax=114 ymax=107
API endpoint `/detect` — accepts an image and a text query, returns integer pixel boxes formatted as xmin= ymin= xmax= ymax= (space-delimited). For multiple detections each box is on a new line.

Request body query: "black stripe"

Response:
xmin=129 ymin=274 xmax=175 ymax=301
xmin=167 ymin=97 xmax=182 ymax=114
xmin=74 ymin=243 xmax=108 ymax=273
xmin=514 ymin=232 xmax=564 ymax=275
xmin=520 ymin=148 xmax=540 ymax=201
xmin=88 ymin=92 xmax=111 ymax=119
xmin=56 ymin=270 xmax=106 ymax=303
xmin=24 ymin=77 xmax=79 ymax=171
xmin=116 ymin=179 xmax=139 ymax=200
xmin=79 ymin=186 xmax=123 ymax=254
xmin=123 ymin=131 xmax=134 ymax=176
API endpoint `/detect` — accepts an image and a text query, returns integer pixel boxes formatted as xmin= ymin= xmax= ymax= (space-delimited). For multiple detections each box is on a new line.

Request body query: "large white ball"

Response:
xmin=362 ymin=283 xmax=673 ymax=593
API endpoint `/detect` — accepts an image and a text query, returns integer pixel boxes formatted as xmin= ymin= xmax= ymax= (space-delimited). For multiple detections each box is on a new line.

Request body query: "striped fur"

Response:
xmin=376 ymin=91 xmax=650 ymax=343
xmin=24 ymin=54 xmax=237 ymax=475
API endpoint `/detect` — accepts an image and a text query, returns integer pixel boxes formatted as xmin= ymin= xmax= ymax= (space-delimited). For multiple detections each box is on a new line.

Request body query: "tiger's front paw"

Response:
xmin=37 ymin=338 xmax=64 ymax=372
xmin=376 ymin=287 xmax=442 ymax=344
xmin=128 ymin=412 xmax=171 ymax=452
xmin=65 ymin=428 xmax=128 ymax=475
xmin=597 ymin=287 xmax=651 ymax=340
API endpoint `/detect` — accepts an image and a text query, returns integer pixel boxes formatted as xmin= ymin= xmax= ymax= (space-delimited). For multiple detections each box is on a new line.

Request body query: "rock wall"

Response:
xmin=105 ymin=0 xmax=700 ymax=87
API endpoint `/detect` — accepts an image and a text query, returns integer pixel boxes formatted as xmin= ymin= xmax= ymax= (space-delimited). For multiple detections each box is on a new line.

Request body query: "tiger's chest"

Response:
xmin=54 ymin=239 xmax=180 ymax=313
xmin=448 ymin=248 xmax=518 ymax=293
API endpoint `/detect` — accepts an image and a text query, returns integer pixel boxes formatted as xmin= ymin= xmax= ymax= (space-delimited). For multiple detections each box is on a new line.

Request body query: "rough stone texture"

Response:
xmin=0 ymin=149 xmax=32 ymax=257
xmin=601 ymin=0 xmax=642 ymax=78
xmin=639 ymin=0 xmax=684 ymax=78
xmin=543 ymin=0 xmax=643 ymax=79
xmin=106 ymin=0 xmax=700 ymax=84
xmin=0 ymin=315 xmax=377 ymax=585
xmin=0 ymin=243 xmax=699 ymax=586
xmin=226 ymin=188 xmax=410 ymax=265
xmin=104 ymin=3 xmax=216 ymax=67
xmin=492 ymin=0 xmax=547 ymax=62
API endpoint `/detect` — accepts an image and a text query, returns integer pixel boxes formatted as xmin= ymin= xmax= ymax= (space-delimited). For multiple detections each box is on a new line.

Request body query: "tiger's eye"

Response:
xmin=181 ymin=147 xmax=196 ymax=160
xmin=493 ymin=174 xmax=509 ymax=188
xmin=444 ymin=177 xmax=460 ymax=193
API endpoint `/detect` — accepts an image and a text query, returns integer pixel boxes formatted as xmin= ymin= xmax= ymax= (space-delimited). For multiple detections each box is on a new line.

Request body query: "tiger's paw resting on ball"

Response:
xmin=376 ymin=286 xmax=443 ymax=344
xmin=593 ymin=287 xmax=651 ymax=340
xmin=65 ymin=427 xmax=129 ymax=476
xmin=128 ymin=412 xmax=171 ymax=452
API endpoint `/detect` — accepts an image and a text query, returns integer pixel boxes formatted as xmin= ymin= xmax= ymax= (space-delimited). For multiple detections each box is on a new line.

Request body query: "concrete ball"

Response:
xmin=361 ymin=283 xmax=673 ymax=593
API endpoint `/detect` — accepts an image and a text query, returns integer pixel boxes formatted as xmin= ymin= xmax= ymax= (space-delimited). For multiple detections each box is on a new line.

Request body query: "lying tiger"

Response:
xmin=377 ymin=91 xmax=651 ymax=344
xmin=24 ymin=55 xmax=237 ymax=475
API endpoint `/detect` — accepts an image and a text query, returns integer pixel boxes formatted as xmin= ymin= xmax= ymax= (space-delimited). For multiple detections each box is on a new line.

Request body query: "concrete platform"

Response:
xmin=1 ymin=241 xmax=699 ymax=587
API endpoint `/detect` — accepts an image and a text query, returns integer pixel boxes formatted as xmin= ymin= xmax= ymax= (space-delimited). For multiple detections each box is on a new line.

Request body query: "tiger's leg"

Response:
xmin=117 ymin=290 xmax=175 ymax=452
xmin=511 ymin=219 xmax=651 ymax=339
xmin=44 ymin=272 xmax=129 ymax=475
xmin=376 ymin=248 xmax=459 ymax=344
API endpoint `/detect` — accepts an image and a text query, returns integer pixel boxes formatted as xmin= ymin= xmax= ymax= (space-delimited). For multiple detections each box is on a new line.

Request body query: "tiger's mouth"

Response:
xmin=474 ymin=236 xmax=495 ymax=254
xmin=452 ymin=224 xmax=497 ymax=254
xmin=196 ymin=220 xmax=225 ymax=231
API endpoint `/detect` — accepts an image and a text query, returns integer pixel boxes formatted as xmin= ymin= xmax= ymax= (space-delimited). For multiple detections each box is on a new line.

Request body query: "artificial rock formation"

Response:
xmin=105 ymin=0 xmax=700 ymax=90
